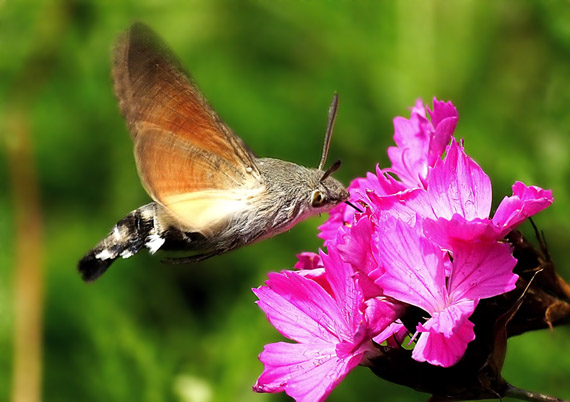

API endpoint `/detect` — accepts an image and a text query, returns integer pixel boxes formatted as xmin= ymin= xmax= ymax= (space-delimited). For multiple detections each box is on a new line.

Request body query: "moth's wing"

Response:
xmin=112 ymin=23 xmax=263 ymax=234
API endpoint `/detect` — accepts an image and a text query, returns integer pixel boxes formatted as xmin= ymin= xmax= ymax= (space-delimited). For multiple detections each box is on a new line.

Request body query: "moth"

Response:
xmin=78 ymin=23 xmax=349 ymax=282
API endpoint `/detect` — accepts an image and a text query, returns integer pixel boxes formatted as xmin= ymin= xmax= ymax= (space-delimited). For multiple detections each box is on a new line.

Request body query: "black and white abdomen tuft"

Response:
xmin=78 ymin=203 xmax=166 ymax=281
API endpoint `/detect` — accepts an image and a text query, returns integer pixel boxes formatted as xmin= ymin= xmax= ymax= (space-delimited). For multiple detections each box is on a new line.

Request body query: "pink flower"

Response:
xmin=372 ymin=218 xmax=518 ymax=367
xmin=253 ymin=248 xmax=400 ymax=402
xmin=254 ymin=97 xmax=555 ymax=399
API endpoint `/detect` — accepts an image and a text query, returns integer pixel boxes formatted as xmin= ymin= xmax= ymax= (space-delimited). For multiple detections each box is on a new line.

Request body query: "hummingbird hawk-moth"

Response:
xmin=78 ymin=23 xmax=349 ymax=282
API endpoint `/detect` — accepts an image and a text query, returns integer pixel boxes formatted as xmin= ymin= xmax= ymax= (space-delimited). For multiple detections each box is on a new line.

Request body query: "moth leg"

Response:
xmin=161 ymin=251 xmax=220 ymax=264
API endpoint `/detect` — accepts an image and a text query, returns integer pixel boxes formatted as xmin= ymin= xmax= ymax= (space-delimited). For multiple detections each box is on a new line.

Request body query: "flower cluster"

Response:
xmin=253 ymin=99 xmax=554 ymax=402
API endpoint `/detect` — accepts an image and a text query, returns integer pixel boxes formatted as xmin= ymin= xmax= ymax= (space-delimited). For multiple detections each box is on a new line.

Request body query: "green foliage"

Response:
xmin=1 ymin=0 xmax=570 ymax=401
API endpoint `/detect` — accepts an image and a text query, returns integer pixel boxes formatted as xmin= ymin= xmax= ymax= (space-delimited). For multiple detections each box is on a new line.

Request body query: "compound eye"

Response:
xmin=311 ymin=190 xmax=326 ymax=207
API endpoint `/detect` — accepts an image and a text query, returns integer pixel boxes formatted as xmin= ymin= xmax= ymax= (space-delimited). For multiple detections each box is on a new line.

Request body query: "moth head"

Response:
xmin=308 ymin=160 xmax=348 ymax=211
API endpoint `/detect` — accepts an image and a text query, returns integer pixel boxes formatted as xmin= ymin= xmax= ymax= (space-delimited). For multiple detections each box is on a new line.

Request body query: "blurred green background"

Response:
xmin=1 ymin=0 xmax=570 ymax=401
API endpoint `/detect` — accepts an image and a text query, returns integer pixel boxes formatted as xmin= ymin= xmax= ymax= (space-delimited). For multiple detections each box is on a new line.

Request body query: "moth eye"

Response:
xmin=311 ymin=190 xmax=326 ymax=207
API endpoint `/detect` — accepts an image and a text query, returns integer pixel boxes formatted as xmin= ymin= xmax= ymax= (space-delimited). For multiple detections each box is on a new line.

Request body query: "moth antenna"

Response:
xmin=320 ymin=159 xmax=341 ymax=182
xmin=318 ymin=92 xmax=339 ymax=170
xmin=345 ymin=200 xmax=363 ymax=213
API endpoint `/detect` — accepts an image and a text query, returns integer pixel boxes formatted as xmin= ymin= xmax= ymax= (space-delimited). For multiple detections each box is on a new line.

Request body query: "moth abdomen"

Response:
xmin=78 ymin=203 xmax=164 ymax=282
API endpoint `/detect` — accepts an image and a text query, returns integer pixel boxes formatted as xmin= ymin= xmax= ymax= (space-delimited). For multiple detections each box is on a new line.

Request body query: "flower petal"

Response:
xmin=427 ymin=98 xmax=458 ymax=129
xmin=295 ymin=252 xmax=323 ymax=270
xmin=373 ymin=218 xmax=447 ymax=314
xmin=388 ymin=100 xmax=431 ymax=187
xmin=426 ymin=98 xmax=458 ymax=166
xmin=423 ymin=215 xmax=501 ymax=248
xmin=412 ymin=317 xmax=475 ymax=367
xmin=254 ymin=341 xmax=361 ymax=402
xmin=320 ymin=248 xmax=364 ymax=336
xmin=366 ymin=187 xmax=424 ymax=223
xmin=411 ymin=301 xmax=476 ymax=367
xmin=373 ymin=322 xmax=408 ymax=346
xmin=363 ymin=297 xmax=404 ymax=338
xmin=337 ymin=214 xmax=378 ymax=275
xmin=421 ymin=299 xmax=476 ymax=337
xmin=318 ymin=202 xmax=350 ymax=246
xmin=294 ymin=268 xmax=332 ymax=296
xmin=254 ymin=271 xmax=350 ymax=344
xmin=492 ymin=181 xmax=554 ymax=237
xmin=448 ymin=241 xmax=518 ymax=301
xmin=336 ymin=216 xmax=384 ymax=298
xmin=424 ymin=139 xmax=492 ymax=221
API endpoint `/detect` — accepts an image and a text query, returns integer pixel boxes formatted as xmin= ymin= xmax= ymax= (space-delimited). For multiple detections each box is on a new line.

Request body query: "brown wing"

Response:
xmin=112 ymin=23 xmax=263 ymax=233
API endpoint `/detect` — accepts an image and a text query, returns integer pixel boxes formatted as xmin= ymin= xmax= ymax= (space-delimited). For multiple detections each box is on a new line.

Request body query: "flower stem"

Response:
xmin=506 ymin=384 xmax=567 ymax=402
